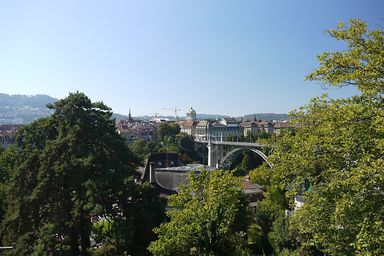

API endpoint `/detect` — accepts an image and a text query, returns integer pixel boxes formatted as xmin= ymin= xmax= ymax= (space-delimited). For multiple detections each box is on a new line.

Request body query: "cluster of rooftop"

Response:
xmin=179 ymin=107 xmax=292 ymax=141
xmin=116 ymin=107 xmax=293 ymax=144
xmin=116 ymin=110 xmax=159 ymax=143
xmin=0 ymin=124 xmax=22 ymax=148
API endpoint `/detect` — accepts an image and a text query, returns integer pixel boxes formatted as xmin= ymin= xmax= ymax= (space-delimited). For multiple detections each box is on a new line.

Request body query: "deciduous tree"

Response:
xmin=157 ymin=123 xmax=180 ymax=142
xmin=148 ymin=170 xmax=251 ymax=256
xmin=269 ymin=19 xmax=384 ymax=255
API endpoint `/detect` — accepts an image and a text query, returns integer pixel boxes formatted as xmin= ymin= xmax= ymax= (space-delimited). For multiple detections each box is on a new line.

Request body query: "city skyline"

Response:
xmin=0 ymin=0 xmax=382 ymax=116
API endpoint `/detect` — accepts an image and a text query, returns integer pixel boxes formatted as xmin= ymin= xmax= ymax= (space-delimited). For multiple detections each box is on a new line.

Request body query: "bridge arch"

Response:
xmin=219 ymin=148 xmax=274 ymax=168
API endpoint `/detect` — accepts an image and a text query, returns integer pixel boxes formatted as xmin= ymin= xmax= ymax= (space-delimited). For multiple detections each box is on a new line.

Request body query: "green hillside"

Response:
xmin=0 ymin=94 xmax=57 ymax=124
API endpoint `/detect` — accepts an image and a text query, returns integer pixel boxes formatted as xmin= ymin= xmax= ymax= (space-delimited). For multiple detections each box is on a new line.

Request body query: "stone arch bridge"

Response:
xmin=194 ymin=139 xmax=273 ymax=169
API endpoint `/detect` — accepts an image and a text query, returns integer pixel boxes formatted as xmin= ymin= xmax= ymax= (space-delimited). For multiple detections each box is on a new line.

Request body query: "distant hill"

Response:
xmin=133 ymin=113 xmax=288 ymax=121
xmin=112 ymin=113 xmax=129 ymax=120
xmin=196 ymin=114 xmax=229 ymax=120
xmin=0 ymin=93 xmax=288 ymax=124
xmin=195 ymin=113 xmax=288 ymax=121
xmin=131 ymin=115 xmax=175 ymax=121
xmin=0 ymin=93 xmax=57 ymax=124
xmin=131 ymin=114 xmax=228 ymax=121
xmin=243 ymin=113 xmax=288 ymax=121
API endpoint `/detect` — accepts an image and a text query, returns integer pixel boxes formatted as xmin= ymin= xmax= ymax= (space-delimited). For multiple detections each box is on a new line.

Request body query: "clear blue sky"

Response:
xmin=0 ymin=0 xmax=382 ymax=116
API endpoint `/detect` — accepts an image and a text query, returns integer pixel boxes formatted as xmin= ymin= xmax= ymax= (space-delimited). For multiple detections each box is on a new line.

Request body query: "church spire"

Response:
xmin=128 ymin=108 xmax=134 ymax=123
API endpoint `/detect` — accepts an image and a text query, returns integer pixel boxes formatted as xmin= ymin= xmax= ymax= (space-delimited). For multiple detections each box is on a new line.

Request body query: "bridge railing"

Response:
xmin=194 ymin=139 xmax=264 ymax=148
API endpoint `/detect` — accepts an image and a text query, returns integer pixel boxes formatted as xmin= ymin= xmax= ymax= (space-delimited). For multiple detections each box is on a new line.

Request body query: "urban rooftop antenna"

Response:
xmin=162 ymin=107 xmax=181 ymax=120
xmin=151 ymin=112 xmax=160 ymax=117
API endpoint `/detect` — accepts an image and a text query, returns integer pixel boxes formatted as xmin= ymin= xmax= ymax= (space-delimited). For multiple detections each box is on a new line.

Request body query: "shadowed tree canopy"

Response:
xmin=1 ymin=92 xmax=163 ymax=256
xmin=157 ymin=122 xmax=180 ymax=142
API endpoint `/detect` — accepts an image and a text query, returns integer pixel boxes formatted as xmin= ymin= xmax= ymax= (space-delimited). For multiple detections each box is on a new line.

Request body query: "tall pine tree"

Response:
xmin=1 ymin=92 xmax=164 ymax=255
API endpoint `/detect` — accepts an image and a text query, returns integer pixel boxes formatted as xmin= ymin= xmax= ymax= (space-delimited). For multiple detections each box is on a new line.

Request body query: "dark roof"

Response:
xmin=141 ymin=152 xmax=181 ymax=181
xmin=153 ymin=164 xmax=214 ymax=193
xmin=154 ymin=171 xmax=188 ymax=192
xmin=141 ymin=153 xmax=216 ymax=196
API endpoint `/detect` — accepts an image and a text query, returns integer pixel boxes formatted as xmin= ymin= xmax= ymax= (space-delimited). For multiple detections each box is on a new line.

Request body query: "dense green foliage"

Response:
xmin=229 ymin=151 xmax=264 ymax=177
xmin=157 ymin=122 xmax=181 ymax=142
xmin=148 ymin=170 xmax=251 ymax=256
xmin=0 ymin=147 xmax=15 ymax=241
xmin=222 ymin=19 xmax=384 ymax=256
xmin=177 ymin=133 xmax=203 ymax=164
xmin=0 ymin=93 xmax=164 ymax=255
xmin=226 ymin=131 xmax=272 ymax=143
xmin=266 ymin=19 xmax=384 ymax=255
xmin=130 ymin=131 xmax=202 ymax=165
xmin=130 ymin=139 xmax=162 ymax=161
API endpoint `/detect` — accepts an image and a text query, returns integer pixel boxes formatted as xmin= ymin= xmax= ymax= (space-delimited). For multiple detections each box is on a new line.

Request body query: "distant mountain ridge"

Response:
xmin=0 ymin=93 xmax=128 ymax=124
xmin=242 ymin=113 xmax=288 ymax=121
xmin=133 ymin=113 xmax=288 ymax=121
xmin=0 ymin=93 xmax=57 ymax=124
xmin=0 ymin=93 xmax=288 ymax=124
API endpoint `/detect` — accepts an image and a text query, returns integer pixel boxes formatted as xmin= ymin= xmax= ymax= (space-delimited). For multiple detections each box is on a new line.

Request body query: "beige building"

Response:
xmin=179 ymin=120 xmax=197 ymax=136
xmin=273 ymin=121 xmax=294 ymax=135
xmin=240 ymin=121 xmax=259 ymax=136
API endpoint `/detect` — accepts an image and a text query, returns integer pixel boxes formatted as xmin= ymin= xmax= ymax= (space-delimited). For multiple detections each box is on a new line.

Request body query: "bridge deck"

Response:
xmin=195 ymin=140 xmax=264 ymax=147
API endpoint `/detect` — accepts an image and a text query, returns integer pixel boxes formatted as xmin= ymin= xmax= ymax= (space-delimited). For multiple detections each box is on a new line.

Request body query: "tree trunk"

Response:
xmin=80 ymin=215 xmax=91 ymax=256
xmin=70 ymin=225 xmax=80 ymax=256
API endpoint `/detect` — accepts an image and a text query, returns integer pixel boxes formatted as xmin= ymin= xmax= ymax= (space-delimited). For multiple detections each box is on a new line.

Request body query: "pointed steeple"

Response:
xmin=128 ymin=108 xmax=134 ymax=123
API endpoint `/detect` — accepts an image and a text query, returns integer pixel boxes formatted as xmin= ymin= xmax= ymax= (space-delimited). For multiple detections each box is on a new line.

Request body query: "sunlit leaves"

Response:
xmin=306 ymin=19 xmax=384 ymax=96
xmin=149 ymin=170 xmax=250 ymax=256
xmin=270 ymin=20 xmax=384 ymax=255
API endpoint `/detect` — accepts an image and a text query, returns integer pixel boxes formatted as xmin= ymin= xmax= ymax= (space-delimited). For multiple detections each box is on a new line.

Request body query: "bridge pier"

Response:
xmin=207 ymin=141 xmax=223 ymax=168
xmin=207 ymin=141 xmax=215 ymax=167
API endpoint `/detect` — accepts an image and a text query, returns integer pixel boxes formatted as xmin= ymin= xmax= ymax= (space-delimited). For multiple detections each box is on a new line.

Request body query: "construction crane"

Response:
xmin=162 ymin=107 xmax=181 ymax=121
